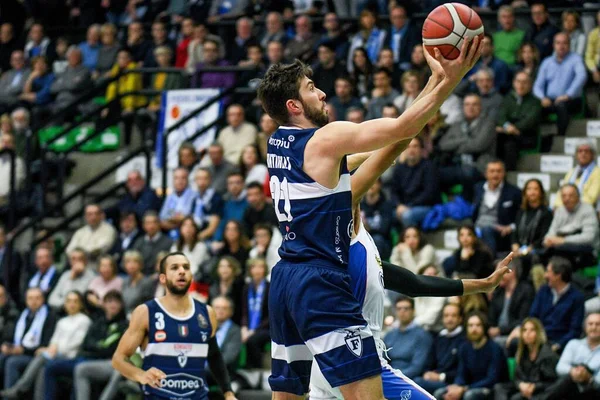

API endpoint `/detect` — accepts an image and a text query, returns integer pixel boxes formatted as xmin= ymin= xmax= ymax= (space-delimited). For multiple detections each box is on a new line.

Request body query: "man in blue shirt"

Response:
xmin=214 ymin=171 xmax=248 ymax=241
xmin=533 ymin=32 xmax=587 ymax=137
xmin=78 ymin=25 xmax=101 ymax=72
xmin=459 ymin=34 xmax=512 ymax=95
xmin=385 ymin=5 xmax=420 ymax=72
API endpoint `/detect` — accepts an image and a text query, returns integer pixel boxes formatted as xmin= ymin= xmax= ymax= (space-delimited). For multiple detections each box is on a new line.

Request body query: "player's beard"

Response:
xmin=301 ymin=99 xmax=329 ymax=127
xmin=166 ymin=278 xmax=191 ymax=296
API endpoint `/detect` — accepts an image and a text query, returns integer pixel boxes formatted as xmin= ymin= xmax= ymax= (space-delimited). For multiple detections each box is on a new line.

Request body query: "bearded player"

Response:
xmin=112 ymin=252 xmax=237 ymax=400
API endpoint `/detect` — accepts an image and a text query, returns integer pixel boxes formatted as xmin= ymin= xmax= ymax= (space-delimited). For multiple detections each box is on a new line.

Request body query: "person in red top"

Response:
xmin=175 ymin=17 xmax=194 ymax=68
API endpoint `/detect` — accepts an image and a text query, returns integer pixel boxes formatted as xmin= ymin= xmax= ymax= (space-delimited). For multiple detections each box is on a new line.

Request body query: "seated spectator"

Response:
xmin=185 ymin=23 xmax=225 ymax=75
xmin=488 ymin=261 xmax=535 ymax=346
xmin=406 ymin=44 xmax=431 ymax=83
xmin=51 ymin=37 xmax=69 ymax=76
xmin=209 ymin=257 xmax=244 ymax=324
xmin=25 ymin=247 xmax=60 ymax=300
xmin=496 ymin=72 xmax=542 ymax=171
xmin=461 ymin=34 xmax=511 ymax=95
xmin=390 ymin=137 xmax=440 ymax=228
xmin=24 ymin=24 xmax=53 ymax=61
xmin=227 ymin=17 xmax=258 ymax=66
xmin=0 ymin=291 xmax=91 ymax=398
xmin=78 ymin=25 xmax=101 ymax=71
xmin=350 ymin=47 xmax=374 ymax=99
xmin=376 ymin=48 xmax=402 ymax=91
xmin=10 ymin=108 xmax=34 ymax=159
xmin=384 ymin=296 xmax=433 ymax=379
xmin=562 ymin=10 xmax=586 ymax=57
xmin=548 ymin=312 xmax=600 ymax=399
xmin=48 ymin=249 xmax=96 ymax=309
xmin=214 ymin=172 xmax=248 ymax=241
xmin=347 ymin=9 xmax=385 ymax=70
xmin=0 ymin=223 xmax=20 ymax=300
xmin=191 ymin=39 xmax=234 ymax=91
xmin=109 ymin=211 xmax=141 ymax=265
xmin=240 ymin=144 xmax=267 ymax=186
xmin=212 ymin=220 xmax=251 ymax=271
xmin=18 ymin=56 xmax=54 ymax=108
xmin=346 ymin=106 xmax=366 ymax=124
xmin=421 ymin=110 xmax=449 ymax=159
xmin=192 ymin=168 xmax=223 ymax=241
xmin=159 ymin=168 xmax=196 ymax=235
xmin=493 ymin=6 xmax=525 ymax=66
xmin=171 ymin=217 xmax=210 ymax=279
xmin=178 ymin=143 xmax=199 ymax=181
xmin=443 ymin=225 xmax=494 ymax=279
xmin=385 ymin=5 xmax=420 ymax=72
xmin=121 ymin=250 xmax=153 ymax=314
xmin=0 ymin=288 xmax=56 ymax=390
xmin=393 ymin=70 xmax=421 ymax=115
xmin=113 ymin=170 xmax=161 ymax=221
xmin=472 ymin=68 xmax=503 ymax=121
xmin=0 ymin=134 xmax=24 ymax=225
xmin=524 ymin=3 xmax=560 ymax=60
xmin=174 ymin=19 xmax=194 ymax=68
xmin=543 ymin=184 xmax=599 ymax=270
xmin=414 ymin=303 xmax=466 ymax=395
xmin=390 ymin=226 xmax=436 ymax=275
xmin=516 ymin=42 xmax=540 ymax=80
xmin=60 ymin=290 xmax=128 ymax=400
xmin=312 ymin=42 xmax=347 ymax=100
xmin=132 ymin=211 xmax=173 ymax=275
xmin=472 ymin=160 xmax=522 ymax=255
xmin=124 ymin=22 xmax=152 ymax=65
xmin=65 ymin=204 xmax=117 ymax=268
xmin=585 ymin=10 xmax=600 ymax=84
xmin=257 ymin=113 xmax=278 ymax=160
xmin=0 ymin=23 xmax=20 ymax=74
xmin=237 ymin=44 xmax=266 ymax=82
xmin=361 ymin=178 xmax=394 ymax=260
xmin=217 ymin=104 xmax=258 ymax=166
xmin=241 ymin=258 xmax=270 ymax=369
xmin=433 ymin=312 xmax=508 ymax=400
xmin=95 ymin=23 xmax=119 ymax=79
xmin=265 ymin=40 xmax=285 ymax=70
xmin=493 ymin=317 xmax=559 ymax=400
xmin=86 ymin=255 xmax=123 ymax=308
xmin=205 ymin=142 xmax=238 ymax=196
xmin=249 ymin=224 xmax=282 ymax=276
xmin=329 ymin=76 xmax=363 ymax=123
xmin=144 ymin=21 xmax=175 ymax=68
xmin=210 ymin=296 xmax=241 ymax=375
xmin=0 ymin=51 xmax=29 ymax=114
xmin=0 ymin=284 xmax=18 ymax=345
xmin=243 ymin=182 xmax=277 ymax=236
xmin=145 ymin=46 xmax=185 ymax=114
xmin=259 ymin=12 xmax=287 ymax=50
xmin=285 ymin=15 xmax=319 ymax=64
xmin=554 ymin=142 xmax=600 ymax=208
xmin=414 ymin=265 xmax=446 ymax=332
xmin=46 ymin=46 xmax=92 ymax=118
xmin=533 ymin=32 xmax=587 ymax=137
xmin=366 ymin=68 xmax=400 ymax=120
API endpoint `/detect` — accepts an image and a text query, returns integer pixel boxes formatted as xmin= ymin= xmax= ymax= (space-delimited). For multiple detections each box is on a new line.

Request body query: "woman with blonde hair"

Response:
xmin=393 ymin=70 xmax=422 ymax=115
xmin=121 ymin=250 xmax=152 ymax=313
xmin=562 ymin=10 xmax=586 ymax=57
xmin=209 ymin=256 xmax=244 ymax=324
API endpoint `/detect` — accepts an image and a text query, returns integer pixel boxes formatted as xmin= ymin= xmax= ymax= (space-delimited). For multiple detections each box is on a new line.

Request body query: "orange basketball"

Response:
xmin=422 ymin=3 xmax=484 ymax=60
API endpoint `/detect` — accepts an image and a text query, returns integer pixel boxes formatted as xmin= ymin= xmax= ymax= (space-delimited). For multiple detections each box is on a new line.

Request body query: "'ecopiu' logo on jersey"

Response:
xmin=268 ymin=136 xmax=291 ymax=149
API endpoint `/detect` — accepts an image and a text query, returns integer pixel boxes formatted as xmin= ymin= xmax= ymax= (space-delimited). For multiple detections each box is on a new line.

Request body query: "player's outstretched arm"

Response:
xmin=112 ymin=304 xmax=166 ymax=388
xmin=206 ymin=306 xmax=237 ymax=400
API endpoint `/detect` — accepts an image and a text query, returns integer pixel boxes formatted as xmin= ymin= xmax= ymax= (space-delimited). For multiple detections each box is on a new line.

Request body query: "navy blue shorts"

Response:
xmin=269 ymin=261 xmax=381 ymax=395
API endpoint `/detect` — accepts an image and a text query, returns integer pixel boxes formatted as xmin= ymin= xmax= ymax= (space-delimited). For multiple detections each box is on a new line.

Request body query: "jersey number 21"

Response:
xmin=270 ymin=176 xmax=293 ymax=222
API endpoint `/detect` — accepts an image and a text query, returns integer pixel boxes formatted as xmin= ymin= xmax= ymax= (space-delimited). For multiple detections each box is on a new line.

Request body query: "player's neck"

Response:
xmin=288 ymin=115 xmax=317 ymax=130
xmin=162 ymin=293 xmax=193 ymax=315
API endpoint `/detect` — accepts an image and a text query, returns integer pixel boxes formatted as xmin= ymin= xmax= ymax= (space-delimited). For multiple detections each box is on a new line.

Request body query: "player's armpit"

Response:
xmin=112 ymin=304 xmax=150 ymax=383
xmin=346 ymin=151 xmax=373 ymax=172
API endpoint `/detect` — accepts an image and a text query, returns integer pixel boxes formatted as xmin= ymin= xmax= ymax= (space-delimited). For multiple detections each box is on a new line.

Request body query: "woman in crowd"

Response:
xmin=171 ymin=217 xmax=210 ymax=278
xmin=443 ymin=225 xmax=494 ymax=279
xmin=211 ymin=220 xmax=251 ymax=272
xmin=86 ymin=255 xmax=123 ymax=309
xmin=516 ymin=42 xmax=540 ymax=80
xmin=493 ymin=318 xmax=558 ymax=400
xmin=209 ymin=256 xmax=244 ymax=324
xmin=239 ymin=144 xmax=268 ymax=186
xmin=94 ymin=23 xmax=120 ymax=79
xmin=393 ymin=70 xmax=422 ymax=115
xmin=349 ymin=47 xmax=373 ymax=101
xmin=390 ymin=226 xmax=436 ymax=275
xmin=413 ymin=265 xmax=446 ymax=332
xmin=562 ymin=10 xmax=586 ymax=57
xmin=347 ymin=9 xmax=385 ymax=70
xmin=241 ymin=258 xmax=270 ymax=369
xmin=121 ymin=250 xmax=153 ymax=314
xmin=249 ymin=223 xmax=281 ymax=277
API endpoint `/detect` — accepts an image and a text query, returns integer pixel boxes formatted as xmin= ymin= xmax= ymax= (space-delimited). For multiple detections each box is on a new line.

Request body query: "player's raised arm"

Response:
xmin=112 ymin=304 xmax=166 ymax=388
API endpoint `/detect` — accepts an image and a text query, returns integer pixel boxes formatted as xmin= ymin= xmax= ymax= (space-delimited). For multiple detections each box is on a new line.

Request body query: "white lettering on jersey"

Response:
xmin=267 ymin=154 xmax=292 ymax=170
xmin=268 ymin=136 xmax=291 ymax=149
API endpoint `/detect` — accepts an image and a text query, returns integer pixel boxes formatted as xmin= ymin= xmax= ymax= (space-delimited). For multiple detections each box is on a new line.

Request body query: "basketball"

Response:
xmin=422 ymin=3 xmax=484 ymax=60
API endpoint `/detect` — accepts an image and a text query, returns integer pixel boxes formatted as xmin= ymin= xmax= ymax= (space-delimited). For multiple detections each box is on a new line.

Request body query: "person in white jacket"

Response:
xmin=390 ymin=226 xmax=437 ymax=275
xmin=414 ymin=265 xmax=447 ymax=332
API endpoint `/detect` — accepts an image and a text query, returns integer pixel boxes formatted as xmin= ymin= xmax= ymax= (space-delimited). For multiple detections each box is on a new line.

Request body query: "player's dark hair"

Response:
xmin=159 ymin=251 xmax=187 ymax=274
xmin=257 ymin=59 xmax=313 ymax=125
xmin=548 ymin=256 xmax=572 ymax=283
xmin=395 ymin=295 xmax=415 ymax=309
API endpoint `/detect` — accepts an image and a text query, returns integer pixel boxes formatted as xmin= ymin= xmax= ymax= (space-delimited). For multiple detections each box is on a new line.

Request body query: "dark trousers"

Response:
xmin=542 ymin=375 xmax=600 ymax=400
xmin=542 ymin=98 xmax=582 ymax=136
xmin=497 ymin=133 xmax=538 ymax=171
xmin=494 ymin=381 xmax=549 ymax=400
xmin=246 ymin=329 xmax=271 ymax=369
xmin=541 ymin=243 xmax=597 ymax=270
xmin=439 ymin=164 xmax=483 ymax=203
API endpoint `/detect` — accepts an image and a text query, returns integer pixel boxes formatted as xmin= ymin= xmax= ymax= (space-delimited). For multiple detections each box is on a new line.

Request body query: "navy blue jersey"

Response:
xmin=142 ymin=298 xmax=213 ymax=399
xmin=266 ymin=126 xmax=353 ymax=268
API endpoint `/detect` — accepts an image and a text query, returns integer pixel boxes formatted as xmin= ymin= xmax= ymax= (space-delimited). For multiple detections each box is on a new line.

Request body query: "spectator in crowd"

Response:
xmin=185 ymin=22 xmax=225 ymax=74
xmin=366 ymin=68 xmax=400 ymax=120
xmin=0 ymin=291 xmax=91 ymax=399
xmin=473 ymin=68 xmax=503 ymax=121
xmin=121 ymin=250 xmax=153 ymax=314
xmin=191 ymin=39 xmax=235 ymax=91
xmin=493 ymin=317 xmax=559 ymax=400
xmin=316 ymin=13 xmax=349 ymax=61
xmin=385 ymin=5 xmax=420 ymax=71
xmin=462 ymin=34 xmax=511 ymax=95
xmin=493 ymin=6 xmax=525 ymax=66
xmin=171 ymin=217 xmax=210 ymax=278
xmin=209 ymin=256 xmax=244 ymax=324
xmin=0 ymin=288 xmax=56 ymax=391
xmin=376 ymin=48 xmax=402 ymax=91
xmin=543 ymin=184 xmax=600 ymax=270
xmin=257 ymin=113 xmax=277 ymax=160
xmin=390 ymin=226 xmax=436 ymax=275
xmin=391 ymin=137 xmax=440 ymax=228
xmin=434 ymin=312 xmax=508 ymax=400
xmin=210 ymin=296 xmax=241 ymax=375
xmin=472 ymin=160 xmax=521 ymax=255
xmin=179 ymin=143 xmax=199 ymax=177
xmin=208 ymin=0 xmax=248 ymax=23
xmin=65 ymin=204 xmax=117 ymax=267
xmin=228 ymin=17 xmax=258 ymax=65
xmin=124 ymin=21 xmax=151 ymax=65
xmin=585 ymin=10 xmax=600 ymax=84
xmin=285 ymin=15 xmax=319 ymax=64
xmin=496 ymin=71 xmax=542 ymax=171
xmin=414 ymin=265 xmax=446 ymax=332
xmin=350 ymin=47 xmax=374 ymax=99
xmin=347 ymin=9 xmax=385 ymax=70
xmin=64 ymin=290 xmax=128 ymax=400
xmin=360 ymin=178 xmax=394 ymax=261
xmin=192 ymin=168 xmax=223 ymax=241
xmin=241 ymin=258 xmax=270 ymax=369
xmin=143 ymin=21 xmax=175 ymax=68
xmin=548 ymin=312 xmax=600 ymax=399
xmin=48 ymin=249 xmax=95 ymax=309
xmin=25 ymin=247 xmax=59 ymax=300
xmin=312 ymin=43 xmax=346 ymax=100
xmin=524 ymin=2 xmax=560 ymax=60
xmin=212 ymin=220 xmax=251 ymax=271
xmin=146 ymin=46 xmax=185 ymax=113
xmin=109 ymin=211 xmax=141 ymax=265
xmin=113 ymin=170 xmax=161 ymax=221
xmin=50 ymin=37 xmax=69 ymax=75
xmin=24 ymin=24 xmax=53 ymax=61
xmin=533 ymin=32 xmax=587 ymax=137
xmin=407 ymin=44 xmax=431 ymax=83
xmin=205 ymin=142 xmax=238 ymax=196
xmin=554 ymin=142 xmax=600 ymax=208
xmin=259 ymin=12 xmax=286 ymax=49
xmin=0 ymin=51 xmax=30 ymax=113
xmin=0 ymin=23 xmax=20 ymax=74
xmin=78 ymin=25 xmax=101 ymax=71
xmin=238 ymin=44 xmax=266 ymax=82
xmin=381 ymin=103 xmax=399 ymax=118
xmin=94 ymin=23 xmax=119 ymax=79
xmin=443 ymin=225 xmax=494 ymax=279
xmin=46 ymin=46 xmax=92 ymax=118
xmin=488 ymin=260 xmax=535 ymax=346
xmin=214 ymin=172 xmax=248 ymax=241
xmin=132 ymin=211 xmax=173 ymax=274
xmin=86 ymin=255 xmax=123 ymax=307
xmin=330 ymin=77 xmax=362 ymax=123
xmin=10 ymin=107 xmax=34 ymax=159
xmin=414 ymin=303 xmax=466 ymax=395
xmin=243 ymin=182 xmax=277 ymax=235
xmin=384 ymin=296 xmax=433 ymax=379
xmin=0 ymin=284 xmax=18 ymax=344
xmin=346 ymin=106 xmax=366 ymax=124
xmin=265 ymin=40 xmax=285 ymax=69
xmin=249 ymin=224 xmax=281 ymax=275
xmin=0 ymin=134 xmax=24 ymax=221
xmin=18 ymin=56 xmax=54 ymax=109
xmin=159 ymin=167 xmax=196 ymax=234
xmin=217 ymin=104 xmax=258 ymax=165
xmin=0 ymin=223 xmax=20 ymax=301
xmin=174 ymin=17 xmax=194 ymax=69
xmin=516 ymin=42 xmax=540 ymax=80
xmin=240 ymin=144 xmax=267 ymax=186
xmin=562 ymin=10 xmax=586 ymax=57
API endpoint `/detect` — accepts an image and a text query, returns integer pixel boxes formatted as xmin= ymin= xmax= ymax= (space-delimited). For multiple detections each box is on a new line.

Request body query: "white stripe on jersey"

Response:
xmin=285 ymin=173 xmax=351 ymax=200
xmin=305 ymin=324 xmax=373 ymax=355
xmin=271 ymin=342 xmax=314 ymax=363
xmin=144 ymin=342 xmax=208 ymax=358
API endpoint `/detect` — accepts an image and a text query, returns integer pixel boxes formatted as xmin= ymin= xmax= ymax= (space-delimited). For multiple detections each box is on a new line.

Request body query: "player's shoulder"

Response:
xmin=130 ymin=302 xmax=150 ymax=329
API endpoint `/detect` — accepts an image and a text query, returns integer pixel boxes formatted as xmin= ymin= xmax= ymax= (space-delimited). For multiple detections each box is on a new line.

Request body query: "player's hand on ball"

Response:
xmin=139 ymin=367 xmax=166 ymax=388
xmin=424 ymin=36 xmax=481 ymax=84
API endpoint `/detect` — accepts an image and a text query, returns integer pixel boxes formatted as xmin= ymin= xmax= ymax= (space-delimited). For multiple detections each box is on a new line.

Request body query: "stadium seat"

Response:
xmin=507 ymin=357 xmax=516 ymax=381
